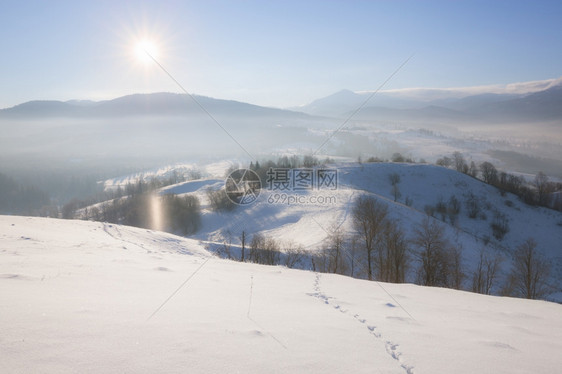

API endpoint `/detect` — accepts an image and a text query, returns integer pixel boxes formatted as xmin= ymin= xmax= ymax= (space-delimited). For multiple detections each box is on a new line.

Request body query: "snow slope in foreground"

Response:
xmin=1 ymin=216 xmax=561 ymax=373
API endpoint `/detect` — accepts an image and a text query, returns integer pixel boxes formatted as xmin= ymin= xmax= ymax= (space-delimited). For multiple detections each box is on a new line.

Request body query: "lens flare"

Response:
xmin=150 ymin=193 xmax=163 ymax=231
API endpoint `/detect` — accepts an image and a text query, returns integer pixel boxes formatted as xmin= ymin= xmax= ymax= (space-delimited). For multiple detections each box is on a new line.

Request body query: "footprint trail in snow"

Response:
xmin=309 ymin=273 xmax=414 ymax=374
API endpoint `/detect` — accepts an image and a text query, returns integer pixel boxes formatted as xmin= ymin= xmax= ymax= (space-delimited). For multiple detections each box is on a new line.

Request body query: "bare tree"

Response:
xmin=472 ymin=247 xmax=501 ymax=295
xmin=381 ymin=221 xmax=409 ymax=283
xmin=447 ymin=195 xmax=461 ymax=225
xmin=388 ymin=173 xmax=401 ymax=202
xmin=391 ymin=184 xmax=402 ymax=202
xmin=480 ymin=162 xmax=498 ymax=185
xmin=312 ymin=250 xmax=329 ymax=274
xmin=303 ymin=155 xmax=318 ymax=167
xmin=217 ymin=233 xmax=233 ymax=259
xmin=449 ymin=244 xmax=464 ymax=290
xmin=388 ymin=173 xmax=400 ymax=185
xmin=346 ymin=236 xmax=361 ymax=278
xmin=468 ymin=161 xmax=478 ymax=178
xmin=436 ymin=156 xmax=452 ymax=168
xmin=465 ymin=192 xmax=481 ymax=219
xmin=240 ymin=230 xmax=246 ymax=262
xmin=206 ymin=187 xmax=235 ymax=212
xmin=453 ymin=151 xmax=468 ymax=173
xmin=391 ymin=153 xmax=405 ymax=162
xmin=411 ymin=217 xmax=451 ymax=287
xmin=491 ymin=211 xmax=510 ymax=241
xmin=283 ymin=241 xmax=306 ymax=269
xmin=249 ymin=233 xmax=265 ymax=264
xmin=262 ymin=237 xmax=281 ymax=265
xmin=534 ymin=171 xmax=553 ymax=207
xmin=322 ymin=227 xmax=347 ymax=274
xmin=352 ymin=195 xmax=389 ymax=280
xmin=510 ymin=238 xmax=550 ymax=299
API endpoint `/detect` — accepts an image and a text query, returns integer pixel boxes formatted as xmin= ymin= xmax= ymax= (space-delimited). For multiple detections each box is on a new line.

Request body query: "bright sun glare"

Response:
xmin=134 ymin=39 xmax=159 ymax=65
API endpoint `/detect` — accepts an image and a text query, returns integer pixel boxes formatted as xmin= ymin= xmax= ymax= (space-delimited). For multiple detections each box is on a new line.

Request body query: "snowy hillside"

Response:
xmin=1 ymin=216 xmax=561 ymax=373
xmin=145 ymin=162 xmax=562 ymax=294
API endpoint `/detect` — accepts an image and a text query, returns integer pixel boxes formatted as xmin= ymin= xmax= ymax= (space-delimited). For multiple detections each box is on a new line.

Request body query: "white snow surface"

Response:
xmin=2 ymin=216 xmax=562 ymax=373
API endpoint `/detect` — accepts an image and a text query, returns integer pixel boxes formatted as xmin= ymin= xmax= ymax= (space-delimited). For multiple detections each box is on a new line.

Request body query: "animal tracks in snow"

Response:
xmin=309 ymin=273 xmax=414 ymax=374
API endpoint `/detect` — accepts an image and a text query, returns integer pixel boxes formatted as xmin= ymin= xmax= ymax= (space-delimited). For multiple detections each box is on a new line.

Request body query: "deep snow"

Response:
xmin=1 ymin=216 xmax=561 ymax=373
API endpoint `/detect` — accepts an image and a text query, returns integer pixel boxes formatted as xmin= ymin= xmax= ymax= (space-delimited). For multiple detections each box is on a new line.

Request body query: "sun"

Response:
xmin=134 ymin=39 xmax=160 ymax=65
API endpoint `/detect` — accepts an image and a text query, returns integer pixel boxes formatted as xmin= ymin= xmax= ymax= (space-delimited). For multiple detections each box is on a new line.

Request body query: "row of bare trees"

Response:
xmin=347 ymin=195 xmax=551 ymax=299
xmin=437 ymin=151 xmax=562 ymax=211
xmin=214 ymin=194 xmax=552 ymax=300
xmin=216 ymin=231 xmax=307 ymax=269
xmin=77 ymin=193 xmax=201 ymax=235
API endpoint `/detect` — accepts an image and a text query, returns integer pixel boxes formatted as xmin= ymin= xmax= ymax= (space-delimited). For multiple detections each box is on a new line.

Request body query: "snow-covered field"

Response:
xmin=2 ymin=216 xmax=561 ymax=373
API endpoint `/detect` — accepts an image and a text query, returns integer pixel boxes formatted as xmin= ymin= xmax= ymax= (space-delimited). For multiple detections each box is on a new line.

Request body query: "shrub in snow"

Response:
xmin=490 ymin=211 xmax=509 ymax=241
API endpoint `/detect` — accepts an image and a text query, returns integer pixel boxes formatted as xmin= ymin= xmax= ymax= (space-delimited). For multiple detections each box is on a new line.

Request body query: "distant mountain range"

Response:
xmin=297 ymin=80 xmax=562 ymax=123
xmin=2 ymin=78 xmax=562 ymax=124
xmin=0 ymin=92 xmax=309 ymax=120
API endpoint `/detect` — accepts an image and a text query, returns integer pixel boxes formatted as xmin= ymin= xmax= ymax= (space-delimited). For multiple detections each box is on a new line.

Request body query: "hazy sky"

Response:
xmin=1 ymin=0 xmax=561 ymax=109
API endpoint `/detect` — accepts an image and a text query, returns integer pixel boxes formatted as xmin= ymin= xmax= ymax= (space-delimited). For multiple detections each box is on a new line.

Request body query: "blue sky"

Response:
xmin=1 ymin=0 xmax=561 ymax=109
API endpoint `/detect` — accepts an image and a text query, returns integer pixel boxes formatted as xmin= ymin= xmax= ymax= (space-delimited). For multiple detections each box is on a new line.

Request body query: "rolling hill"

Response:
xmin=98 ymin=161 xmax=562 ymax=299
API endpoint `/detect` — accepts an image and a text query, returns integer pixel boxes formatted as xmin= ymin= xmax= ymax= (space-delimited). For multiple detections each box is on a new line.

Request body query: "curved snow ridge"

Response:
xmin=309 ymin=273 xmax=415 ymax=374
xmin=105 ymin=222 xmax=211 ymax=258
xmin=159 ymin=178 xmax=223 ymax=195
xmin=101 ymin=222 xmax=208 ymax=258
xmin=1 ymin=215 xmax=210 ymax=259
